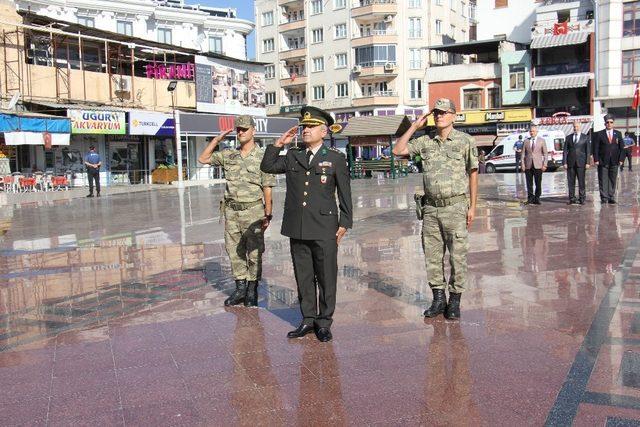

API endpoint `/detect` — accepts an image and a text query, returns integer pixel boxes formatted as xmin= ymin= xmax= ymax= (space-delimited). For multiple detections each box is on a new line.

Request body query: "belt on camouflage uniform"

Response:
xmin=423 ymin=194 xmax=467 ymax=208
xmin=224 ymin=199 xmax=263 ymax=211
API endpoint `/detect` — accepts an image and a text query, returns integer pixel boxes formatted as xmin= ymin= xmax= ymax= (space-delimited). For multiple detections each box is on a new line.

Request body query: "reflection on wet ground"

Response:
xmin=1 ymin=169 xmax=640 ymax=424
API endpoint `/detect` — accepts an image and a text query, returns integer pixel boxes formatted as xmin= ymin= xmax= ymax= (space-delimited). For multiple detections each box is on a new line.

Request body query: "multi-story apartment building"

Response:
xmin=255 ymin=0 xmax=472 ymax=122
xmin=13 ymin=0 xmax=253 ymax=60
xmin=597 ymin=0 xmax=639 ymax=136
xmin=475 ymin=0 xmax=539 ymax=44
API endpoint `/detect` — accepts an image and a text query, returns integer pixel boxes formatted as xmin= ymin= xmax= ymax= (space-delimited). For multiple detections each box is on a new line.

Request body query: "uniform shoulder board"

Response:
xmin=328 ymin=147 xmax=345 ymax=156
xmin=289 ymin=146 xmax=304 ymax=151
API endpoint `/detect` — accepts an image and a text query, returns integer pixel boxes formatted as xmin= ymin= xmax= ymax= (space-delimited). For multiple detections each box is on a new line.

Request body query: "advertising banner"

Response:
xmin=68 ymin=110 xmax=126 ymax=135
xmin=129 ymin=111 xmax=175 ymax=136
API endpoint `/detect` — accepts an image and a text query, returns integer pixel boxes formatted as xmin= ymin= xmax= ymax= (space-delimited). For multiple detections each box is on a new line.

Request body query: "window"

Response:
xmin=509 ymin=64 xmax=525 ymax=90
xmin=263 ymin=38 xmax=275 ymax=52
xmin=409 ymin=79 xmax=422 ymax=99
xmin=262 ymin=11 xmax=274 ymax=26
xmin=286 ymin=36 xmax=304 ymax=49
xmin=334 ymin=0 xmax=346 ymax=9
xmin=335 ymin=23 xmax=347 ymax=39
xmin=116 ymin=21 xmax=133 ymax=36
xmin=409 ymin=18 xmax=422 ymax=38
xmin=265 ymin=65 xmax=275 ymax=79
xmin=450 ymin=0 xmax=455 ymax=10
xmin=312 ymin=28 xmax=324 ymax=43
xmin=157 ymin=28 xmax=172 ymax=45
xmin=436 ymin=0 xmax=443 ymax=5
xmin=623 ymin=49 xmax=640 ymax=85
xmin=488 ymin=87 xmax=501 ymax=109
xmin=495 ymin=0 xmax=507 ymax=8
xmin=361 ymin=82 xmax=388 ymax=96
xmin=409 ymin=48 xmax=422 ymax=69
xmin=409 ymin=0 xmax=421 ymax=8
xmin=266 ymin=92 xmax=276 ymax=105
xmin=311 ymin=0 xmax=323 ymax=14
xmin=354 ymin=45 xmax=396 ymax=66
xmin=463 ymin=88 xmax=482 ymax=109
xmin=78 ymin=16 xmax=95 ymax=28
xmin=337 ymin=82 xmax=349 ymax=98
xmin=313 ymin=56 xmax=324 ymax=72
xmin=313 ymin=85 xmax=325 ymax=100
xmin=450 ymin=24 xmax=456 ymax=38
xmin=209 ymin=36 xmax=223 ymax=53
xmin=624 ymin=2 xmax=640 ymax=37
xmin=435 ymin=20 xmax=442 ymax=35
xmin=335 ymin=52 xmax=348 ymax=68
xmin=461 ymin=2 xmax=466 ymax=17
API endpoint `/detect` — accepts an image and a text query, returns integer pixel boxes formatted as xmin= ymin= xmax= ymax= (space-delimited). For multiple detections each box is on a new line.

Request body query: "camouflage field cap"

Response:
xmin=234 ymin=115 xmax=255 ymax=129
xmin=433 ymin=98 xmax=456 ymax=113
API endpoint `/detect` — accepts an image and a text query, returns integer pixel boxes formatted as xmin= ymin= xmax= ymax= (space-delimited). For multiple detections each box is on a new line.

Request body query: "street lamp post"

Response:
xmin=167 ymin=80 xmax=183 ymax=187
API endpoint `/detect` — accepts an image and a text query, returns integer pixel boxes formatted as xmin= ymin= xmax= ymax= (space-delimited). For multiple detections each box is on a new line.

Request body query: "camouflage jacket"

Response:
xmin=210 ymin=145 xmax=276 ymax=202
xmin=408 ymin=129 xmax=479 ymax=199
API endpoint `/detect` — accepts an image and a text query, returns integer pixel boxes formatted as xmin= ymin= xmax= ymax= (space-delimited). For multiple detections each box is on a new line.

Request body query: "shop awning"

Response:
xmin=531 ymin=31 xmax=590 ymax=49
xmin=531 ymin=73 xmax=591 ymax=91
xmin=340 ymin=115 xmax=413 ymax=137
xmin=4 ymin=132 xmax=70 ymax=145
xmin=0 ymin=112 xmax=71 ymax=133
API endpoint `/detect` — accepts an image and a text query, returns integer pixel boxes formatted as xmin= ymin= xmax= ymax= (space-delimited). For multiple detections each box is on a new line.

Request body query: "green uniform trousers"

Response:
xmin=421 ymin=200 xmax=469 ymax=293
xmin=224 ymin=203 xmax=265 ymax=281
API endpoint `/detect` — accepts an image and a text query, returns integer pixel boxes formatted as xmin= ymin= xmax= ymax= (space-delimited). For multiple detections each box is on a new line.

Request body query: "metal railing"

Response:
xmin=353 ymin=0 xmax=396 ymax=6
xmin=353 ymin=30 xmax=397 ymax=37
xmin=280 ymin=45 xmax=307 ymax=52
xmin=355 ymin=61 xmax=397 ymax=68
xmin=534 ymin=62 xmax=589 ymax=76
xmin=357 ymin=90 xmax=398 ymax=97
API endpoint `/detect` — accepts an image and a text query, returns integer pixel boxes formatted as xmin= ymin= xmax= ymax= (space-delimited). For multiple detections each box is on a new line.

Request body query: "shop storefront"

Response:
xmin=128 ymin=110 xmax=176 ymax=183
xmin=179 ymin=113 xmax=298 ymax=181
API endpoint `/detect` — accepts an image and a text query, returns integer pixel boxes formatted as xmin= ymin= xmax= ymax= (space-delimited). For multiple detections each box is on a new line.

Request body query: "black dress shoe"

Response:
xmin=287 ymin=324 xmax=315 ymax=339
xmin=315 ymin=327 xmax=332 ymax=342
xmin=609 ymin=200 xmax=617 ymax=204
xmin=567 ymin=199 xmax=578 ymax=205
xmin=579 ymin=199 xmax=585 ymax=205
xmin=86 ymin=194 xmax=94 ymax=198
xmin=533 ymin=198 xmax=541 ymax=205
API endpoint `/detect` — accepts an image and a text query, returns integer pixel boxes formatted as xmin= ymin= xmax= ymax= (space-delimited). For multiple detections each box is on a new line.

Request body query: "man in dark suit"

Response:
xmin=593 ymin=114 xmax=625 ymax=204
xmin=261 ymin=106 xmax=353 ymax=342
xmin=562 ymin=121 xmax=591 ymax=205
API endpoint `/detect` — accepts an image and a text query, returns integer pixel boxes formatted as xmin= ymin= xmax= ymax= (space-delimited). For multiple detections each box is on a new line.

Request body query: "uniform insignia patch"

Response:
xmin=320 ymin=175 xmax=327 ymax=184
xmin=472 ymin=146 xmax=478 ymax=156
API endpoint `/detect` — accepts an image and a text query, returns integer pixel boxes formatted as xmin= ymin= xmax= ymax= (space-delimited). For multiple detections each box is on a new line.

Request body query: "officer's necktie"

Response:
xmin=306 ymin=150 xmax=313 ymax=167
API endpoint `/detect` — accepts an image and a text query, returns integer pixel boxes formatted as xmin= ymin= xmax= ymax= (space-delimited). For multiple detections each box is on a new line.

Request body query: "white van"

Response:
xmin=483 ymin=130 xmax=566 ymax=173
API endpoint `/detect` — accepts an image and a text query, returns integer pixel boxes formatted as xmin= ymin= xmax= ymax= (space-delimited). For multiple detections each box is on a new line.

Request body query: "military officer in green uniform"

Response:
xmin=261 ymin=106 xmax=353 ymax=342
xmin=393 ymin=98 xmax=478 ymax=320
xmin=197 ymin=115 xmax=275 ymax=307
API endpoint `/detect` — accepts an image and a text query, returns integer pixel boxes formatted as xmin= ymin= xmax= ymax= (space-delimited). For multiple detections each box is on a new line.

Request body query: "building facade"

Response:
xmin=13 ymin=0 xmax=254 ymax=60
xmin=255 ymin=0 xmax=473 ymax=122
xmin=475 ymin=0 xmax=540 ymax=44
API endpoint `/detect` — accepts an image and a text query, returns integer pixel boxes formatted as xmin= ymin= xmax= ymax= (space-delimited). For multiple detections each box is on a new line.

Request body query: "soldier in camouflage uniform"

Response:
xmin=197 ymin=115 xmax=276 ymax=307
xmin=393 ymin=98 xmax=478 ymax=320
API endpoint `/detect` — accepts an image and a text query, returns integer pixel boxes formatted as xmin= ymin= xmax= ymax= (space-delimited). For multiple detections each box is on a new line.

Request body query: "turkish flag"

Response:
xmin=553 ymin=22 xmax=568 ymax=35
xmin=291 ymin=72 xmax=297 ymax=82
xmin=633 ymin=81 xmax=640 ymax=110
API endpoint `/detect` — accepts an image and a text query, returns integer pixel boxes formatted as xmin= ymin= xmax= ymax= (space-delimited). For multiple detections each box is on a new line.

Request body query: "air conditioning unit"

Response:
xmin=384 ymin=62 xmax=395 ymax=71
xmin=384 ymin=15 xmax=393 ymax=23
xmin=114 ymin=75 xmax=131 ymax=92
xmin=352 ymin=65 xmax=362 ymax=73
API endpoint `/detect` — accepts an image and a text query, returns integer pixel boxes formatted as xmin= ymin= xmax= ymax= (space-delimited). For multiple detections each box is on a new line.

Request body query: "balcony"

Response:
xmin=353 ymin=62 xmax=398 ymax=79
xmin=425 ymin=62 xmax=500 ymax=83
xmin=536 ymin=105 xmax=590 ymax=117
xmin=351 ymin=30 xmax=397 ymax=47
xmin=351 ymin=0 xmax=397 ymax=18
xmin=279 ymin=18 xmax=305 ymax=32
xmin=278 ymin=0 xmax=303 ymax=6
xmin=280 ymin=46 xmax=306 ymax=60
xmin=280 ymin=74 xmax=308 ymax=87
xmin=353 ymin=91 xmax=399 ymax=107
xmin=534 ymin=62 xmax=589 ymax=77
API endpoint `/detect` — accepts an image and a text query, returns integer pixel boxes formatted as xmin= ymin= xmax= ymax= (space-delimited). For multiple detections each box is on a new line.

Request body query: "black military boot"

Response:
xmin=244 ymin=281 xmax=259 ymax=307
xmin=224 ymin=280 xmax=247 ymax=306
xmin=444 ymin=292 xmax=461 ymax=320
xmin=423 ymin=288 xmax=447 ymax=318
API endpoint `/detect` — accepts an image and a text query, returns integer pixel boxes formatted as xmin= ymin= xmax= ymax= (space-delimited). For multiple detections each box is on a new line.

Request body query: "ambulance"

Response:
xmin=483 ymin=130 xmax=566 ymax=173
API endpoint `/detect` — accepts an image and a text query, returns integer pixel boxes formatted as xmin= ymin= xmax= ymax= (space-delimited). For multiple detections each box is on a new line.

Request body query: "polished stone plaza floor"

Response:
xmin=2 ymin=169 xmax=640 ymax=425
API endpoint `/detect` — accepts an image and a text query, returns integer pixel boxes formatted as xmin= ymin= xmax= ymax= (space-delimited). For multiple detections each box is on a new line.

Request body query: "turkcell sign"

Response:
xmin=129 ymin=111 xmax=175 ymax=136
xmin=68 ymin=110 xmax=126 ymax=135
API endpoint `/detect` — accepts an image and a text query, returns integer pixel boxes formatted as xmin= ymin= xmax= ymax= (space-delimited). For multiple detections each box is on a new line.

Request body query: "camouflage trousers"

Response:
xmin=421 ymin=200 xmax=469 ymax=293
xmin=224 ymin=203 xmax=265 ymax=281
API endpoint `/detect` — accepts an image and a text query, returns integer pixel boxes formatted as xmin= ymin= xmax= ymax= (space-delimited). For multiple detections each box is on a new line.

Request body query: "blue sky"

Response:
xmin=199 ymin=0 xmax=257 ymax=59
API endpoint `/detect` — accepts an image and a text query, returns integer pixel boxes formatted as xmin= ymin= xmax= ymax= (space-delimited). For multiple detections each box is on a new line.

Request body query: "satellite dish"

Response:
xmin=7 ymin=92 xmax=20 ymax=110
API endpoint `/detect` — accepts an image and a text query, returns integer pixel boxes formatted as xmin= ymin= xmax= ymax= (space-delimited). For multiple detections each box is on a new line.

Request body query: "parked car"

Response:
xmin=484 ymin=130 xmax=565 ymax=173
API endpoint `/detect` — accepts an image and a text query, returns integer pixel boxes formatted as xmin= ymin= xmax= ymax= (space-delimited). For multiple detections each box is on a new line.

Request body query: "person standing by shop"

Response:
xmin=197 ymin=115 xmax=275 ymax=307
xmin=84 ymin=145 xmax=101 ymax=198
xmin=593 ymin=114 xmax=625 ymax=204
xmin=562 ymin=121 xmax=591 ymax=205
xmin=513 ymin=135 xmax=524 ymax=173
xmin=521 ymin=125 xmax=547 ymax=205
xmin=261 ymin=106 xmax=353 ymax=342
xmin=621 ymin=132 xmax=635 ymax=172
xmin=392 ymin=98 xmax=479 ymax=320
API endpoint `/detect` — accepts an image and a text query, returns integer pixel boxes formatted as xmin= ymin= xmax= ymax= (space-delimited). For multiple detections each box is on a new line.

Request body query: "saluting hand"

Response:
xmin=336 ymin=227 xmax=347 ymax=245
xmin=275 ymin=126 xmax=299 ymax=147
xmin=414 ymin=111 xmax=431 ymax=129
